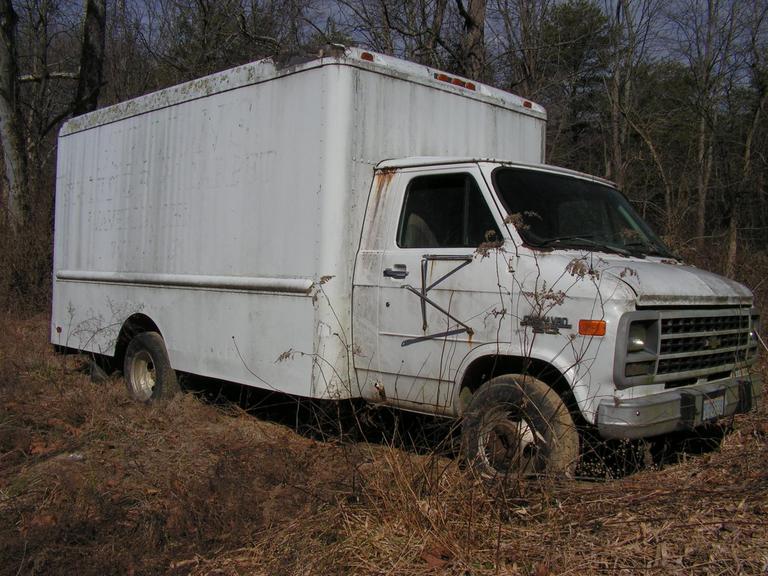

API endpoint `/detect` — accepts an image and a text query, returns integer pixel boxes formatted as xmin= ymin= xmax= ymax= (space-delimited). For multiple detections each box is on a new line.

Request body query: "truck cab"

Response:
xmin=353 ymin=158 xmax=760 ymax=476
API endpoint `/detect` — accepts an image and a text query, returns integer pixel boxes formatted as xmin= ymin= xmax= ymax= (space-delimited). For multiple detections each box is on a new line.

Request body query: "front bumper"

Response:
xmin=597 ymin=374 xmax=762 ymax=440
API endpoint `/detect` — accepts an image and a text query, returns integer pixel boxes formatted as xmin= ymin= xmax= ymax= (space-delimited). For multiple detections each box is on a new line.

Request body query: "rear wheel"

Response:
xmin=123 ymin=331 xmax=178 ymax=402
xmin=461 ymin=375 xmax=579 ymax=478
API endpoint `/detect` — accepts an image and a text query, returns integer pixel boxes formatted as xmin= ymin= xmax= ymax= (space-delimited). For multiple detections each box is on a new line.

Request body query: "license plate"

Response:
xmin=702 ymin=394 xmax=725 ymax=421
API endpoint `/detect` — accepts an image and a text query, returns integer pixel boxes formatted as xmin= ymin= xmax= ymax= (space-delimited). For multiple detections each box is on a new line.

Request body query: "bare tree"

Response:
xmin=336 ymin=0 xmax=395 ymax=54
xmin=604 ymin=0 xmax=660 ymax=191
xmin=671 ymin=0 xmax=741 ymax=250
xmin=336 ymin=0 xmax=451 ymax=67
xmin=492 ymin=0 xmax=552 ymax=97
xmin=0 ymin=0 xmax=106 ymax=225
xmin=73 ymin=0 xmax=105 ymax=116
xmin=456 ymin=0 xmax=486 ymax=79
xmin=0 ymin=0 xmax=26 ymax=224
xmin=724 ymin=0 xmax=768 ymax=275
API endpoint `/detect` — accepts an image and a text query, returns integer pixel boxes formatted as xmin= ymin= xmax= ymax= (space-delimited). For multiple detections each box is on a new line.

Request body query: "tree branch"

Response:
xmin=19 ymin=71 xmax=79 ymax=83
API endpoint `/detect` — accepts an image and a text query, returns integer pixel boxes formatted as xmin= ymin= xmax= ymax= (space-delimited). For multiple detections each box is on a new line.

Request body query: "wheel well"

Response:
xmin=457 ymin=355 xmax=585 ymax=425
xmin=114 ymin=314 xmax=161 ymax=368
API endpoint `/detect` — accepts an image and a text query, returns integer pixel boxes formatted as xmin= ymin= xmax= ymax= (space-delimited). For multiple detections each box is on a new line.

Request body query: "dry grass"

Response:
xmin=1 ymin=314 xmax=767 ymax=575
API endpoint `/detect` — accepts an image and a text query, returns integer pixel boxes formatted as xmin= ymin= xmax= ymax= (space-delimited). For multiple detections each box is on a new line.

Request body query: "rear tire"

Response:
xmin=461 ymin=374 xmax=579 ymax=479
xmin=123 ymin=331 xmax=179 ymax=402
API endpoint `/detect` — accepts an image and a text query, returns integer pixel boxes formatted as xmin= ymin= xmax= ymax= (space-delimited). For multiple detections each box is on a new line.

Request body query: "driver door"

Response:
xmin=371 ymin=165 xmax=509 ymax=412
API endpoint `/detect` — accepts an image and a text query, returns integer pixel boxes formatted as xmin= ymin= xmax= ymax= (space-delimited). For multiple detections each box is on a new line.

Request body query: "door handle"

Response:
xmin=383 ymin=265 xmax=408 ymax=279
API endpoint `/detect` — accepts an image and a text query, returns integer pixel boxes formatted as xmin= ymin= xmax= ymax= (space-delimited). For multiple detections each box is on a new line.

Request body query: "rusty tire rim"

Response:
xmin=128 ymin=349 xmax=156 ymax=401
xmin=478 ymin=406 xmax=543 ymax=476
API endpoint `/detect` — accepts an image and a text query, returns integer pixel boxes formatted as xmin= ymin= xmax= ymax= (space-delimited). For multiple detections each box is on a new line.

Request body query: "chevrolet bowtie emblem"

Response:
xmin=706 ymin=336 xmax=722 ymax=350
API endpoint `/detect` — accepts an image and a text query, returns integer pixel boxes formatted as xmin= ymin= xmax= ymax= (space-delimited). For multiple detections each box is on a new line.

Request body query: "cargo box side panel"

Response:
xmin=52 ymin=69 xmax=332 ymax=396
xmin=352 ymin=68 xmax=545 ymax=165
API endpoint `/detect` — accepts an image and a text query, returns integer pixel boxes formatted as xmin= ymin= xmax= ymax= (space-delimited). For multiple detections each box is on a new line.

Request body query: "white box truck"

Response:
xmin=52 ymin=47 xmax=761 ymax=477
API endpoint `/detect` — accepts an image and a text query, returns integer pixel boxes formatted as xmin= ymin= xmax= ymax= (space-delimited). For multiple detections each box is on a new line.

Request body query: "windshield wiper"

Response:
xmin=532 ymin=235 xmax=633 ymax=257
xmin=623 ymin=241 xmax=679 ymax=260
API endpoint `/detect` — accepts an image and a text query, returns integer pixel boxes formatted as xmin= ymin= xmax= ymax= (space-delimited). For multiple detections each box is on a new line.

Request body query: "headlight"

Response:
xmin=617 ymin=316 xmax=660 ymax=388
xmin=628 ymin=323 xmax=647 ymax=352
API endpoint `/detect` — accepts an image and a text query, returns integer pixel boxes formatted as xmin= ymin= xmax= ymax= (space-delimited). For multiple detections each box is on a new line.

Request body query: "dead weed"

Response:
xmin=1 ymin=314 xmax=767 ymax=575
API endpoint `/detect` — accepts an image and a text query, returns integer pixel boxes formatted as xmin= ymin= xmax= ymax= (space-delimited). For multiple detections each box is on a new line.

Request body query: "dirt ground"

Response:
xmin=1 ymin=314 xmax=767 ymax=575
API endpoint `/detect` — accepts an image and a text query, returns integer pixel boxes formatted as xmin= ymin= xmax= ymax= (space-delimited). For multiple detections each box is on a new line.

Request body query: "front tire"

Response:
xmin=461 ymin=375 xmax=579 ymax=478
xmin=123 ymin=331 xmax=179 ymax=402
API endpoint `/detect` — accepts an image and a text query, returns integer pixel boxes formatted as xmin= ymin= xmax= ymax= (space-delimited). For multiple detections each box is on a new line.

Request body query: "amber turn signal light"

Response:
xmin=579 ymin=319 xmax=606 ymax=336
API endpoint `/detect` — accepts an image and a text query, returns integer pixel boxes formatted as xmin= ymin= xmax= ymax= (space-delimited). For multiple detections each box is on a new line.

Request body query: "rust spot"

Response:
xmin=467 ymin=331 xmax=473 ymax=346
xmin=367 ymin=169 xmax=396 ymax=231
xmin=374 ymin=168 xmax=396 ymax=195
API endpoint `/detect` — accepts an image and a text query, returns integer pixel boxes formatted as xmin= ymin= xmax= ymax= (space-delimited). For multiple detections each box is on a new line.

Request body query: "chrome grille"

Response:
xmin=657 ymin=309 xmax=757 ymax=380
xmin=657 ymin=349 xmax=750 ymax=375
xmin=661 ymin=315 xmax=748 ymax=334
xmin=617 ymin=307 xmax=758 ymax=389
xmin=659 ymin=332 xmax=750 ymax=356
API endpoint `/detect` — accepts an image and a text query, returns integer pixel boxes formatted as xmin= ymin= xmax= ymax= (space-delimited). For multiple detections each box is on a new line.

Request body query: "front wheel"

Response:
xmin=461 ymin=375 xmax=579 ymax=479
xmin=123 ymin=331 xmax=179 ymax=402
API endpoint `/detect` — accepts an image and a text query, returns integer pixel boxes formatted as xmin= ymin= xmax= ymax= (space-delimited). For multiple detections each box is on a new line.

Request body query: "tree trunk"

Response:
xmin=625 ymin=113 xmax=674 ymax=235
xmin=695 ymin=116 xmax=712 ymax=249
xmin=73 ymin=0 xmax=106 ymax=116
xmin=726 ymin=76 xmax=767 ymax=277
xmin=725 ymin=207 xmax=738 ymax=277
xmin=378 ymin=1 xmax=395 ymax=55
xmin=609 ymin=66 xmax=624 ymax=189
xmin=456 ymin=0 xmax=486 ymax=80
xmin=608 ymin=0 xmax=631 ymax=191
xmin=0 ymin=0 xmax=26 ymax=225
xmin=517 ymin=0 xmax=539 ymax=97
xmin=423 ymin=0 xmax=447 ymax=67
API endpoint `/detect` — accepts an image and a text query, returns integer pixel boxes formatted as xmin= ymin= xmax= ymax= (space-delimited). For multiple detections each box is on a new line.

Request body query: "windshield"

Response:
xmin=493 ymin=167 xmax=674 ymax=258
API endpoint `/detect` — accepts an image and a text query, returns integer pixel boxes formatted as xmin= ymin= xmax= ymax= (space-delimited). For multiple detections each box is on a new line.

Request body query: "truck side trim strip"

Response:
xmin=55 ymin=270 xmax=314 ymax=295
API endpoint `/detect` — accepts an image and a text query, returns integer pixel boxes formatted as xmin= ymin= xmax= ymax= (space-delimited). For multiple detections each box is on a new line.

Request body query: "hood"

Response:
xmin=607 ymin=259 xmax=753 ymax=307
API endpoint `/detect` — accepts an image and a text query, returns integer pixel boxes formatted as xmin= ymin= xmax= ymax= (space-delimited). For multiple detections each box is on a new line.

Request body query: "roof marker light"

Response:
xmin=434 ymin=73 xmax=476 ymax=91
xmin=523 ymin=100 xmax=533 ymax=109
xmin=360 ymin=52 xmax=374 ymax=62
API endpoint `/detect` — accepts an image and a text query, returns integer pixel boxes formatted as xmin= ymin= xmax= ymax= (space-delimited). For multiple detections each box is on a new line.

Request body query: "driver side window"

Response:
xmin=396 ymin=173 xmax=500 ymax=248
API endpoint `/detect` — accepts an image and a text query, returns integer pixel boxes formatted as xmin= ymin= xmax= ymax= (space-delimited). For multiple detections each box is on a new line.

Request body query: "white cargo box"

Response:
xmin=52 ymin=48 xmax=546 ymax=399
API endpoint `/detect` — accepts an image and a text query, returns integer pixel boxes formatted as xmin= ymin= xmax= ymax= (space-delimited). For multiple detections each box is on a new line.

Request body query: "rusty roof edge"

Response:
xmin=59 ymin=57 xmax=332 ymax=137
xmin=342 ymin=47 xmax=547 ymax=119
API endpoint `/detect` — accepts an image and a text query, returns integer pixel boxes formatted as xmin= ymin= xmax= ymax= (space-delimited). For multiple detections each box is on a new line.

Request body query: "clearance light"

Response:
xmin=433 ymin=73 xmax=476 ymax=91
xmin=523 ymin=100 xmax=533 ymax=109
xmin=579 ymin=320 xmax=606 ymax=336
xmin=360 ymin=52 xmax=374 ymax=62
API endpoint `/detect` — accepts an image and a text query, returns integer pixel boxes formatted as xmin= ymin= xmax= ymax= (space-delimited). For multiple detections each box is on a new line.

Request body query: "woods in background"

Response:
xmin=0 ymin=0 xmax=766 ymax=309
